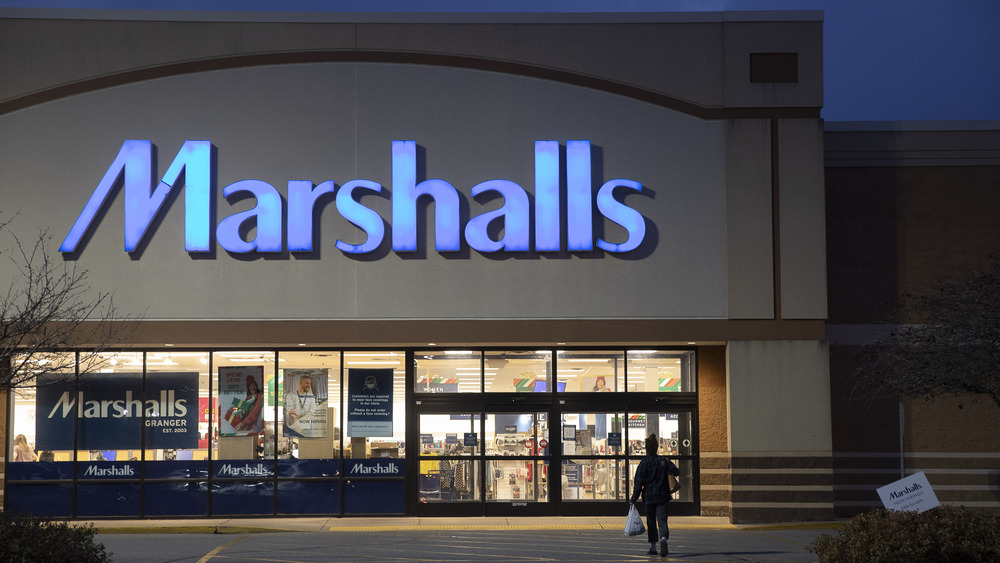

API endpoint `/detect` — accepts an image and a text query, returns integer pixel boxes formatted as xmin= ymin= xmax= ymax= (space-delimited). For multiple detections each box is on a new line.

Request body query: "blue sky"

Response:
xmin=2 ymin=0 xmax=998 ymax=122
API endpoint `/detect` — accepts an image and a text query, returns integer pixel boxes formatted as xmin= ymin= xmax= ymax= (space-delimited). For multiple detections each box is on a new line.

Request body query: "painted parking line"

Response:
xmin=195 ymin=534 xmax=250 ymax=563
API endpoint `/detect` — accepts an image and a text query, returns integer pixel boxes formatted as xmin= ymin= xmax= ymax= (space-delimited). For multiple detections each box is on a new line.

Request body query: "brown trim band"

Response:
xmin=0 ymin=50 xmax=821 ymax=120
xmin=64 ymin=318 xmax=827 ymax=347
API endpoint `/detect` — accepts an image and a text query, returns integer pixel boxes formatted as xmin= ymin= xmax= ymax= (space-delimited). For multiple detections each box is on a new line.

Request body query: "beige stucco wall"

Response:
xmin=727 ymin=339 xmax=832 ymax=453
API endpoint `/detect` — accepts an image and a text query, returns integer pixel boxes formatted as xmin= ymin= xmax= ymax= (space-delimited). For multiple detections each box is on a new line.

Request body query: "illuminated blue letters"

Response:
xmin=566 ymin=140 xmax=593 ymax=251
xmin=464 ymin=180 xmax=530 ymax=252
xmin=596 ymin=179 xmax=646 ymax=253
xmin=287 ymin=180 xmax=336 ymax=252
xmin=216 ymin=180 xmax=283 ymax=253
xmin=61 ymin=139 xmax=649 ymax=257
xmin=533 ymin=141 xmax=560 ymax=252
xmin=60 ymin=140 xmax=211 ymax=253
xmin=391 ymin=140 xmax=461 ymax=252
xmin=335 ymin=180 xmax=385 ymax=254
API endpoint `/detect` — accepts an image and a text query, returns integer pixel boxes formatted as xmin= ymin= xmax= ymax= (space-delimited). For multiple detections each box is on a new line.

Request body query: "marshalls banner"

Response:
xmin=36 ymin=372 xmax=199 ymax=450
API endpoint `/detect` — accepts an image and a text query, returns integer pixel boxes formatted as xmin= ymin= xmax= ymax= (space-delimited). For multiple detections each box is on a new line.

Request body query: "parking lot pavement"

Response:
xmin=84 ymin=516 xmax=842 ymax=562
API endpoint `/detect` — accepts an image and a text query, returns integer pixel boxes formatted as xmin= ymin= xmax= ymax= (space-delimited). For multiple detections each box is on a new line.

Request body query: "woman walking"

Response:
xmin=629 ymin=433 xmax=680 ymax=557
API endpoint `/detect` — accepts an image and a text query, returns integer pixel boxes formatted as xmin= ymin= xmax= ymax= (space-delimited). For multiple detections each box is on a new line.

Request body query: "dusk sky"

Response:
xmin=2 ymin=0 xmax=998 ymax=123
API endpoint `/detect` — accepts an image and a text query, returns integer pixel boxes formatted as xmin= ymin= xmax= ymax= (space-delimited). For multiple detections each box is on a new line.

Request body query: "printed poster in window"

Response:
xmin=283 ymin=369 xmax=329 ymax=438
xmin=219 ymin=366 xmax=264 ymax=436
xmin=347 ymin=368 xmax=393 ymax=438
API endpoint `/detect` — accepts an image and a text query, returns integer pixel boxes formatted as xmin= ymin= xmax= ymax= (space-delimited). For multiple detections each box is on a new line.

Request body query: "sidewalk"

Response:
xmin=80 ymin=516 xmax=844 ymax=561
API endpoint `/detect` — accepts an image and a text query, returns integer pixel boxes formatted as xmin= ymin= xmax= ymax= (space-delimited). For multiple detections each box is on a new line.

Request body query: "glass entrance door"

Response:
xmin=625 ymin=409 xmax=697 ymax=509
xmin=484 ymin=411 xmax=550 ymax=510
xmin=413 ymin=407 xmax=554 ymax=516
xmin=416 ymin=413 xmax=481 ymax=505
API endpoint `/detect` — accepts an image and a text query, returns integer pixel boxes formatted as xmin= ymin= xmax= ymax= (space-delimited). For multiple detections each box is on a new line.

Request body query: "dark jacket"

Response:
xmin=630 ymin=454 xmax=680 ymax=505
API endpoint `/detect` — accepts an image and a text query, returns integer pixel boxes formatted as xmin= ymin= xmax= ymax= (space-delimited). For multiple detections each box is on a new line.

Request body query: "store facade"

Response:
xmin=1 ymin=11 xmax=830 ymax=522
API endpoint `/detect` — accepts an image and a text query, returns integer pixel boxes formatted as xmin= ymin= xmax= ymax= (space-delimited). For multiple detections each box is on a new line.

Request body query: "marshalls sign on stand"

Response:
xmin=876 ymin=471 xmax=940 ymax=513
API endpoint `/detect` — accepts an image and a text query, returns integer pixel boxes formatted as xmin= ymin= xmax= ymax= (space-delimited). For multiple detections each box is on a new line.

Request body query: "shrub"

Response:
xmin=0 ymin=512 xmax=112 ymax=563
xmin=810 ymin=506 xmax=1000 ymax=563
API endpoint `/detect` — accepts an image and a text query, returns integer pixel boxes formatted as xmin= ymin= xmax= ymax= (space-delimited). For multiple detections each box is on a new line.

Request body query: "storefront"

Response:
xmin=6 ymin=347 xmax=701 ymax=517
xmin=1 ymin=10 xmax=830 ymax=522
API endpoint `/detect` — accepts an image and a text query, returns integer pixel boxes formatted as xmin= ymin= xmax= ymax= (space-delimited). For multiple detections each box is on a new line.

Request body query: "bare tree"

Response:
xmin=1 ymin=215 xmax=137 ymax=390
xmin=855 ymin=259 xmax=1000 ymax=409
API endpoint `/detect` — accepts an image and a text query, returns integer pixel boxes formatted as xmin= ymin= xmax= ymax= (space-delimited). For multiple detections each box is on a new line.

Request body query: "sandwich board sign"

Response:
xmin=876 ymin=471 xmax=940 ymax=513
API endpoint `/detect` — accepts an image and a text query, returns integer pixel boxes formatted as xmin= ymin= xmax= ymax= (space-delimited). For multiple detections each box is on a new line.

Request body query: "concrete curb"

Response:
xmin=84 ymin=516 xmax=846 ymax=535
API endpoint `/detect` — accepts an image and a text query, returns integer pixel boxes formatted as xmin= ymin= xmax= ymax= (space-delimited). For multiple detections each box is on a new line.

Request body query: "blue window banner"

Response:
xmin=346 ymin=459 xmax=404 ymax=477
xmin=344 ymin=481 xmax=405 ymax=514
xmin=5 ymin=483 xmax=74 ymax=517
xmin=76 ymin=483 xmax=141 ymax=517
xmin=347 ymin=369 xmax=393 ymax=438
xmin=145 ymin=372 xmax=200 ymax=449
xmin=608 ymin=432 xmax=623 ymax=448
xmin=211 ymin=481 xmax=274 ymax=515
xmin=277 ymin=458 xmax=341 ymax=478
xmin=464 ymin=433 xmax=478 ymax=447
xmin=213 ymin=460 xmax=275 ymax=479
xmin=36 ymin=372 xmax=199 ymax=451
xmin=144 ymin=482 xmax=209 ymax=517
xmin=219 ymin=366 xmax=265 ymax=436
xmin=278 ymin=480 xmax=340 ymax=515
xmin=77 ymin=461 xmax=141 ymax=480
xmin=7 ymin=461 xmax=73 ymax=481
xmin=143 ymin=460 xmax=209 ymax=480
xmin=282 ymin=368 xmax=329 ymax=439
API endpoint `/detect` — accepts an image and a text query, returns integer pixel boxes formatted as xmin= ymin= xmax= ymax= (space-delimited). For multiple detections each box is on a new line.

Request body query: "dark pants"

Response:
xmin=645 ymin=502 xmax=670 ymax=543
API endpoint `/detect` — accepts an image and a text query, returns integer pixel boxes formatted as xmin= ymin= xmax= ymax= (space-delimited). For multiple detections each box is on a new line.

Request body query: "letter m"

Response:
xmin=60 ymin=140 xmax=211 ymax=253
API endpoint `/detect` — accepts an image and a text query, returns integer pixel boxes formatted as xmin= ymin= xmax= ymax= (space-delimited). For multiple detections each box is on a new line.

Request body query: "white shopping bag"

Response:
xmin=624 ymin=503 xmax=646 ymax=536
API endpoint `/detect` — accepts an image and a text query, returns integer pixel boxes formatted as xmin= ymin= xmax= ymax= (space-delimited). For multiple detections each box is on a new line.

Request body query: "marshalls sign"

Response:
xmin=876 ymin=471 xmax=940 ymax=513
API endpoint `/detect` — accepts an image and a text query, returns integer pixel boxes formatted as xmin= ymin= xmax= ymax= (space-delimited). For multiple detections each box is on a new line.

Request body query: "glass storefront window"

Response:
xmin=625 ymin=410 xmax=695 ymax=502
xmin=561 ymin=459 xmax=628 ymax=500
xmin=626 ymin=350 xmax=696 ymax=392
xmin=487 ymin=460 xmax=547 ymax=501
xmin=418 ymin=414 xmax=481 ymax=456
xmin=343 ymin=351 xmax=406 ymax=459
xmin=559 ymin=412 xmax=624 ymax=456
xmin=560 ymin=412 xmax=626 ymax=501
xmin=484 ymin=412 xmax=548 ymax=503
xmin=486 ymin=412 xmax=546 ymax=457
xmin=278 ymin=352 xmax=342 ymax=460
xmin=484 ymin=350 xmax=551 ymax=393
xmin=626 ymin=411 xmax=694 ymax=457
xmin=415 ymin=351 xmax=481 ymax=393
xmin=212 ymin=351 xmax=274 ymax=462
xmin=144 ymin=351 xmax=210 ymax=464
xmin=418 ymin=414 xmax=480 ymax=503
xmin=9 ymin=352 xmax=77 ymax=465
xmin=556 ymin=350 xmax=623 ymax=393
